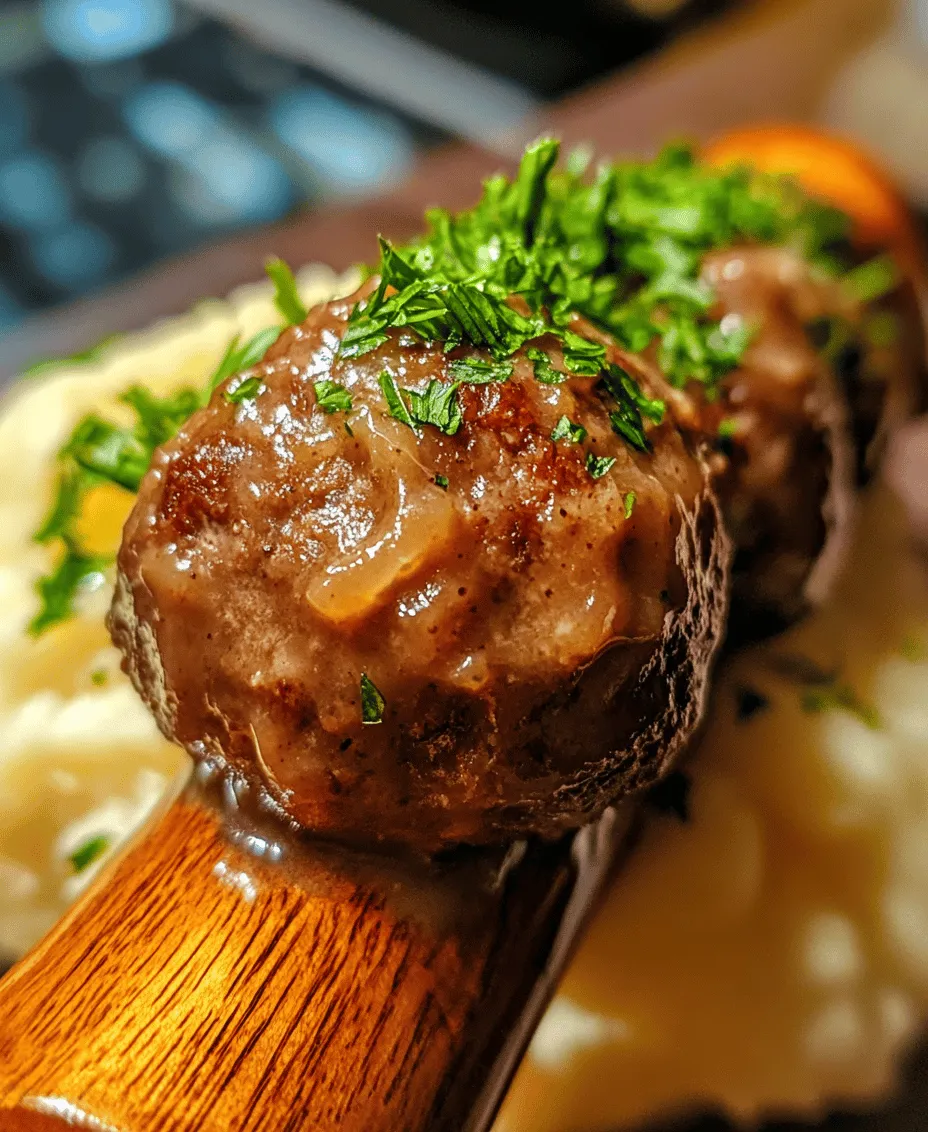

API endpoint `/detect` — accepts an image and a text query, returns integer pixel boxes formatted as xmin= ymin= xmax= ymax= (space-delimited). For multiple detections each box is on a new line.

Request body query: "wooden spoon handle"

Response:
xmin=0 ymin=777 xmax=630 ymax=1132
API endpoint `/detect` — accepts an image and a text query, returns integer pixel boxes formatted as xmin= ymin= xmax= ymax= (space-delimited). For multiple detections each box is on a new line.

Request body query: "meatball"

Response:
xmin=109 ymin=287 xmax=730 ymax=853
xmin=689 ymin=245 xmax=923 ymax=637
xmin=691 ymin=246 xmax=857 ymax=636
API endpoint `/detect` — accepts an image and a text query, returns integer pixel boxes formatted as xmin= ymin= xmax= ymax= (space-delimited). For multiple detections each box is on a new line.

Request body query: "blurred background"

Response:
xmin=0 ymin=0 xmax=727 ymax=335
xmin=0 ymin=0 xmax=927 ymax=341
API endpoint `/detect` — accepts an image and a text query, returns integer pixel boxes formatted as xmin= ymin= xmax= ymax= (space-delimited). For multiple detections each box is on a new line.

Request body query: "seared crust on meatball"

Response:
xmin=109 ymin=286 xmax=731 ymax=852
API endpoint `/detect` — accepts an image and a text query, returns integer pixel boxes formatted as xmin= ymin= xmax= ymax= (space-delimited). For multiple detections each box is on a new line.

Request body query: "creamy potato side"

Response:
xmin=0 ymin=267 xmax=926 ymax=1131
xmin=500 ymin=486 xmax=928 ymax=1130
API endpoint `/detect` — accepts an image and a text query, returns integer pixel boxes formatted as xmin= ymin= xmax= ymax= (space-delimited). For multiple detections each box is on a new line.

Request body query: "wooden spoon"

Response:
xmin=0 ymin=762 xmax=632 ymax=1131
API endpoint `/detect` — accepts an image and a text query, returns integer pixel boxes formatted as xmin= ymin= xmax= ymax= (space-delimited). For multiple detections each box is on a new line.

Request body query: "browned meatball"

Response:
xmin=676 ymin=245 xmax=858 ymax=636
xmin=690 ymin=245 xmax=923 ymax=636
xmin=109 ymin=287 xmax=730 ymax=853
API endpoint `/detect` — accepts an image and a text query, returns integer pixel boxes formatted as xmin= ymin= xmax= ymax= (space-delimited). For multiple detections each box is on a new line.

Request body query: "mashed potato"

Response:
xmin=0 ymin=266 xmax=926 ymax=1131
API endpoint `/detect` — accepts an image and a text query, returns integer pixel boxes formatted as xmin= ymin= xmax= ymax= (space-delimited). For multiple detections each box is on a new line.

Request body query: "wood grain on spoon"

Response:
xmin=0 ymin=780 xmax=630 ymax=1131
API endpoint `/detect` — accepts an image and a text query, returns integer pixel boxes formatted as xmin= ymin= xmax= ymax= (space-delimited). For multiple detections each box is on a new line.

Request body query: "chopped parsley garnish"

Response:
xmin=735 ymin=684 xmax=769 ymax=721
xmin=225 ymin=376 xmax=264 ymax=405
xmin=379 ymin=371 xmax=462 ymax=436
xmin=342 ymin=137 xmax=850 ymax=399
xmin=603 ymin=364 xmax=665 ymax=452
xmin=762 ymin=651 xmax=880 ymax=729
xmin=266 ymin=257 xmax=308 ymax=325
xmin=559 ymin=333 xmax=607 ymax=377
xmin=551 ymin=416 xmax=586 ymax=444
xmin=30 ymin=384 xmax=211 ymax=635
xmin=314 ymin=379 xmax=353 ymax=414
xmin=801 ymin=682 xmax=881 ymax=730
xmin=379 ymin=370 xmax=417 ymax=430
xmin=208 ymin=326 xmax=280 ymax=393
xmin=435 ymin=473 xmax=449 ymax=489
xmin=406 ymin=380 xmax=463 ymax=435
xmin=360 ymin=673 xmax=385 ymax=724
xmin=843 ymin=254 xmax=899 ymax=303
xmin=90 ymin=668 xmax=108 ymax=686
xmin=32 ymin=325 xmax=284 ymax=635
xmin=527 ymin=347 xmax=567 ymax=385
xmin=30 ymin=548 xmax=111 ymax=637
xmin=448 ymin=358 xmax=513 ymax=384
xmin=67 ymin=387 xmax=202 ymax=493
xmin=30 ymin=261 xmax=308 ymax=635
xmin=586 ymin=452 xmax=615 ymax=480
xmin=70 ymin=835 xmax=110 ymax=874
xmin=623 ymin=490 xmax=636 ymax=519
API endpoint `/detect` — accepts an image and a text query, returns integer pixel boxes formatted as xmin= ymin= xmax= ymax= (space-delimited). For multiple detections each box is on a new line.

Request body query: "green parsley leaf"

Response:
xmin=208 ymin=326 xmax=280 ymax=393
xmin=34 ymin=467 xmax=93 ymax=545
xmin=342 ymin=259 xmax=543 ymax=361
xmin=379 ymin=370 xmax=417 ymax=430
xmin=448 ymin=358 xmax=513 ymax=384
xmin=122 ymin=385 xmax=203 ymax=454
xmin=31 ymin=318 xmax=283 ymax=637
xmin=266 ymin=257 xmax=308 ymax=325
xmin=360 ymin=673 xmax=385 ymax=724
xmin=62 ymin=416 xmax=151 ymax=493
xmin=586 ymin=452 xmax=616 ymax=480
xmin=379 ymin=371 xmax=462 ymax=436
xmin=59 ymin=386 xmax=201 ymax=495
xmin=843 ymin=254 xmax=899 ymax=303
xmin=624 ymin=490 xmax=636 ymax=518
xmin=225 ymin=376 xmax=264 ymax=405
xmin=30 ymin=546 xmax=112 ymax=637
xmin=314 ymin=379 xmax=353 ymax=414
xmin=340 ymin=137 xmax=863 ymax=399
xmin=527 ymin=347 xmax=567 ymax=385
xmin=70 ymin=835 xmax=110 ymax=874
xmin=603 ymin=364 xmax=665 ymax=453
xmin=763 ymin=650 xmax=880 ymax=729
xmin=435 ymin=473 xmax=449 ymax=489
xmin=507 ymin=136 xmax=560 ymax=241
xmin=32 ymin=383 xmax=207 ymax=634
xmin=801 ymin=682 xmax=881 ymax=730
xmin=90 ymin=668 xmax=108 ymax=686
xmin=558 ymin=331 xmax=606 ymax=377
xmin=405 ymin=380 xmax=463 ymax=436
xmin=551 ymin=416 xmax=587 ymax=444
xmin=718 ymin=418 xmax=738 ymax=440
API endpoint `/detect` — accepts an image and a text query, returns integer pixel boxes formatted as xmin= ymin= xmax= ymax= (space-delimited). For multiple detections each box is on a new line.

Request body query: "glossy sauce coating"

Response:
xmin=110 ymin=287 xmax=730 ymax=852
